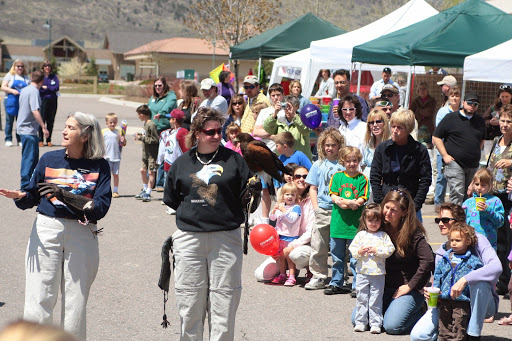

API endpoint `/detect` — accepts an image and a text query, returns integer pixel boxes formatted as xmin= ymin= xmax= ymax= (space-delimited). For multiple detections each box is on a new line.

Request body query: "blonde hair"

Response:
xmin=339 ymin=146 xmax=362 ymax=165
xmin=0 ymin=320 xmax=77 ymax=341
xmin=289 ymin=80 xmax=302 ymax=94
xmin=225 ymin=122 xmax=241 ymax=139
xmin=8 ymin=59 xmax=27 ymax=76
xmin=382 ymin=189 xmax=427 ymax=257
xmin=359 ymin=203 xmax=384 ymax=232
xmin=105 ymin=113 xmax=118 ymax=122
xmin=317 ymin=127 xmax=345 ymax=161
xmin=278 ymin=182 xmax=299 ymax=204
xmin=68 ymin=112 xmax=106 ymax=159
xmin=364 ymin=109 xmax=390 ymax=148
xmin=472 ymin=168 xmax=493 ymax=193
xmin=390 ymin=109 xmax=415 ymax=135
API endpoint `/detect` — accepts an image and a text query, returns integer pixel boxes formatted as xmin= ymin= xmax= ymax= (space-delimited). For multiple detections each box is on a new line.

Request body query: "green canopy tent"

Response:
xmin=351 ymin=0 xmax=512 ymax=67
xmin=351 ymin=0 xmax=512 ymax=106
xmin=230 ymin=13 xmax=346 ymax=60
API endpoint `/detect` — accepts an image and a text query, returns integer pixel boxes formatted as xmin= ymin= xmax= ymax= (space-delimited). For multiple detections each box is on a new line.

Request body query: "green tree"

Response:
xmin=86 ymin=57 xmax=99 ymax=76
xmin=185 ymin=0 xmax=280 ymax=89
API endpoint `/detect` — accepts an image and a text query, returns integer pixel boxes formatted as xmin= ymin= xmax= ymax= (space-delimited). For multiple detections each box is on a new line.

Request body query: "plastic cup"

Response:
xmin=332 ymin=99 xmax=340 ymax=107
xmin=427 ymin=287 xmax=440 ymax=308
xmin=475 ymin=197 xmax=486 ymax=211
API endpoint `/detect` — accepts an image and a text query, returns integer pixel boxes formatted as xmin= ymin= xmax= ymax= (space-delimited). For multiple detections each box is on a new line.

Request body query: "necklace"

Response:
xmin=196 ymin=147 xmax=219 ymax=165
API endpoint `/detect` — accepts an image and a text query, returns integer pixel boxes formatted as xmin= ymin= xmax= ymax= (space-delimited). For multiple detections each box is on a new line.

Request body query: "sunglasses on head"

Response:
xmin=500 ymin=84 xmax=511 ymax=90
xmin=435 ymin=217 xmax=456 ymax=224
xmin=381 ymin=93 xmax=395 ymax=98
xmin=244 ymin=85 xmax=256 ymax=90
xmin=200 ymin=128 xmax=222 ymax=136
xmin=368 ymin=119 xmax=384 ymax=125
xmin=375 ymin=101 xmax=392 ymax=107
xmin=466 ymin=100 xmax=479 ymax=106
xmin=341 ymin=107 xmax=356 ymax=112
xmin=294 ymin=174 xmax=308 ymax=179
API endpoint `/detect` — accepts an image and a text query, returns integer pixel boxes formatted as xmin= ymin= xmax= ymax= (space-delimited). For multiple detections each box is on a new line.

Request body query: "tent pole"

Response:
xmin=405 ymin=66 xmax=412 ymax=109
xmin=461 ymin=79 xmax=467 ymax=99
xmin=357 ymin=63 xmax=362 ymax=96
xmin=258 ymin=57 xmax=262 ymax=83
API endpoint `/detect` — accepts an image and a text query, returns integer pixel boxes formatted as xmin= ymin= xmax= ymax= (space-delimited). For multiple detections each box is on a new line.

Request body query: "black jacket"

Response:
xmin=370 ymin=135 xmax=432 ymax=211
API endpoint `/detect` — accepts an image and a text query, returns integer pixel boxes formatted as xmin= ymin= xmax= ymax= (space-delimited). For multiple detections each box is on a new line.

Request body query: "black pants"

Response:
xmin=496 ymin=193 xmax=512 ymax=293
xmin=39 ymin=98 xmax=58 ymax=143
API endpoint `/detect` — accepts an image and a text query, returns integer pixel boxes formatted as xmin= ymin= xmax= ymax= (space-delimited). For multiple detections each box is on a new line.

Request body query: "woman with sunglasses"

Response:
xmin=352 ymin=189 xmax=434 ymax=334
xmin=178 ymin=80 xmax=201 ymax=130
xmin=254 ymin=166 xmax=314 ymax=282
xmin=370 ymin=109 xmax=431 ymax=221
xmin=338 ymin=94 xmax=367 ymax=152
xmin=163 ymin=107 xmax=255 ymax=340
xmin=411 ymin=203 xmax=501 ymax=340
xmin=483 ymin=84 xmax=512 ymax=140
xmin=222 ymin=94 xmax=246 ymax=141
xmin=361 ymin=109 xmax=390 ymax=200
xmin=38 ymin=60 xmax=60 ymax=147
xmin=1 ymin=59 xmax=30 ymax=147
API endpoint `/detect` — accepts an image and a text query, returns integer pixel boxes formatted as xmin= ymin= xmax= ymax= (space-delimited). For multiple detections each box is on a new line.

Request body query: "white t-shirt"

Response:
xmin=102 ymin=128 xmax=122 ymax=162
xmin=254 ymin=106 xmax=286 ymax=152
xmin=315 ymin=78 xmax=335 ymax=98
xmin=2 ymin=73 xmax=30 ymax=88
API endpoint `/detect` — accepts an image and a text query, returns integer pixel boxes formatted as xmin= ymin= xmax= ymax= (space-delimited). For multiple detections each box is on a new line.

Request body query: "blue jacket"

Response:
xmin=433 ymin=248 xmax=483 ymax=302
xmin=463 ymin=193 xmax=504 ymax=250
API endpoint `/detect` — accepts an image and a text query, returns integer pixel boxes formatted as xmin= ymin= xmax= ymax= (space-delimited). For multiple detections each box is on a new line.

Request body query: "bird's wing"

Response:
xmin=246 ymin=142 xmax=283 ymax=182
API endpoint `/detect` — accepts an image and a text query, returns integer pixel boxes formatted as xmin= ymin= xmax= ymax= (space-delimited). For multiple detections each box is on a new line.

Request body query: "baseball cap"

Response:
xmin=464 ymin=93 xmax=480 ymax=102
xmin=383 ymin=67 xmax=392 ymax=74
xmin=437 ymin=75 xmax=457 ymax=87
xmin=381 ymin=83 xmax=399 ymax=95
xmin=170 ymin=109 xmax=185 ymax=120
xmin=243 ymin=75 xmax=258 ymax=85
xmin=200 ymin=78 xmax=216 ymax=90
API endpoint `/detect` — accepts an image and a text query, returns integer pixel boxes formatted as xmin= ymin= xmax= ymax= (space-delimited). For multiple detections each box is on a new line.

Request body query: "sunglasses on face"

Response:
xmin=368 ymin=119 xmax=384 ymax=125
xmin=335 ymin=81 xmax=347 ymax=85
xmin=16 ymin=65 xmax=24 ymax=68
xmin=232 ymin=102 xmax=244 ymax=106
xmin=466 ymin=100 xmax=479 ymax=106
xmin=43 ymin=64 xmax=51 ymax=67
xmin=381 ymin=93 xmax=395 ymax=98
xmin=341 ymin=107 xmax=356 ymax=112
xmin=154 ymin=84 xmax=163 ymax=88
xmin=500 ymin=84 xmax=511 ymax=90
xmin=375 ymin=101 xmax=392 ymax=107
xmin=294 ymin=174 xmax=308 ymax=179
xmin=435 ymin=217 xmax=456 ymax=224
xmin=244 ymin=85 xmax=256 ymax=90
xmin=200 ymin=128 xmax=222 ymax=136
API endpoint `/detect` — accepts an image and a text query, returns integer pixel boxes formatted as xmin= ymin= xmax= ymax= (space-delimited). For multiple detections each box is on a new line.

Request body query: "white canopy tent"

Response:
xmin=463 ymin=38 xmax=512 ymax=83
xmin=269 ymin=0 xmax=438 ymax=97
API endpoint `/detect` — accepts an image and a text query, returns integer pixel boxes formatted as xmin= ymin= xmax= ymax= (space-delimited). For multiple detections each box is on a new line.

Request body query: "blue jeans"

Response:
xmin=155 ymin=163 xmax=165 ymax=187
xmin=20 ymin=135 xmax=39 ymax=189
xmin=416 ymin=210 xmax=423 ymax=223
xmin=5 ymin=114 xmax=20 ymax=143
xmin=410 ymin=281 xmax=496 ymax=340
xmin=352 ymin=287 xmax=425 ymax=334
xmin=329 ymin=237 xmax=356 ymax=288
xmin=434 ymin=154 xmax=447 ymax=206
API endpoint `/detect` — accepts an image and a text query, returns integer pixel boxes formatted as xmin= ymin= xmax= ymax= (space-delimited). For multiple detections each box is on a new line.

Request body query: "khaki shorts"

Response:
xmin=141 ymin=156 xmax=157 ymax=171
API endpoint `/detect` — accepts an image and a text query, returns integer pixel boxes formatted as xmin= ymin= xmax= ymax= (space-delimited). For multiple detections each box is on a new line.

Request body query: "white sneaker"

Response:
xmin=354 ymin=325 xmax=366 ymax=332
xmin=5 ymin=141 xmax=13 ymax=147
xmin=19 ymin=142 xmax=22 ymax=147
xmin=370 ymin=326 xmax=381 ymax=334
xmin=166 ymin=207 xmax=176 ymax=215
xmin=304 ymin=278 xmax=326 ymax=290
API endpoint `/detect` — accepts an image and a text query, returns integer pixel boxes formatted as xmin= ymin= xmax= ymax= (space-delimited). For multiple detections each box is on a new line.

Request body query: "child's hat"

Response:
xmin=170 ymin=109 xmax=185 ymax=120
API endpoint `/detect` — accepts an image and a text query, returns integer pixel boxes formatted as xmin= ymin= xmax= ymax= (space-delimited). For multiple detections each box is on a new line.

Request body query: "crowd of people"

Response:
xmin=2 ymin=62 xmax=512 ymax=341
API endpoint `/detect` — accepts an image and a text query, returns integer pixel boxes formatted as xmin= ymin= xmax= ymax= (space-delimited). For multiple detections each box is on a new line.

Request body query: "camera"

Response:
xmin=280 ymin=102 xmax=287 ymax=109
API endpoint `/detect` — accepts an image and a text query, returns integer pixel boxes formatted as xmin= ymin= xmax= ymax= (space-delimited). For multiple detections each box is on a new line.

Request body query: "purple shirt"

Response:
xmin=40 ymin=74 xmax=59 ymax=100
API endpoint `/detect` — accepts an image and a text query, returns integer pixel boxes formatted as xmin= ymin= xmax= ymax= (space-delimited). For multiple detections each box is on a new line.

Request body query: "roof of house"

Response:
xmin=2 ymin=44 xmax=45 ymax=62
xmin=104 ymin=31 xmax=171 ymax=54
xmin=124 ymin=37 xmax=229 ymax=57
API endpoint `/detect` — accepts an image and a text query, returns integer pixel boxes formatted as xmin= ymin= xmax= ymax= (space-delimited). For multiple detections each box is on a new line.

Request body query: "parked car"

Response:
xmin=98 ymin=72 xmax=109 ymax=83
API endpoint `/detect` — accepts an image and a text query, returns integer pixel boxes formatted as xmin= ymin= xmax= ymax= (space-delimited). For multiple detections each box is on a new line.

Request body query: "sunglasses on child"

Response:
xmin=435 ymin=217 xmax=456 ymax=224
xmin=294 ymin=174 xmax=308 ymax=179
xmin=200 ymin=128 xmax=222 ymax=136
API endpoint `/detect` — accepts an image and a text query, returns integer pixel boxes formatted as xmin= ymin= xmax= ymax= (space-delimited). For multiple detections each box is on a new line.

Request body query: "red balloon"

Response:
xmin=250 ymin=224 xmax=279 ymax=256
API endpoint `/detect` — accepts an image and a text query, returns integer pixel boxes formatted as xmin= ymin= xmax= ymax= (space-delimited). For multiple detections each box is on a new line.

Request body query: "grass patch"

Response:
xmin=59 ymin=83 xmax=126 ymax=95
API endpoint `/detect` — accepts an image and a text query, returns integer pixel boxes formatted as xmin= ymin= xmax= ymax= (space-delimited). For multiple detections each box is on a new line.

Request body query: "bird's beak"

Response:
xmin=233 ymin=138 xmax=239 ymax=142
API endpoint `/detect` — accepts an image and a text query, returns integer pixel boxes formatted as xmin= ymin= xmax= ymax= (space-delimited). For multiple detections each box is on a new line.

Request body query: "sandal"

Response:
xmin=270 ymin=274 xmax=287 ymax=285
xmin=498 ymin=315 xmax=512 ymax=325
xmin=284 ymin=275 xmax=296 ymax=286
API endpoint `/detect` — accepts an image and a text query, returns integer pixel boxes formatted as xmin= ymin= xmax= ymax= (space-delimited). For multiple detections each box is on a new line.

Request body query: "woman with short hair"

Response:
xmin=339 ymin=94 xmax=368 ymax=152
xmin=216 ymin=70 xmax=235 ymax=105
xmin=0 ymin=112 xmax=112 ymax=340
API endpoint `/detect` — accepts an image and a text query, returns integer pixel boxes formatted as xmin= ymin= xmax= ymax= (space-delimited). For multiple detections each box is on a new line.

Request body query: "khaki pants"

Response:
xmin=309 ymin=207 xmax=331 ymax=280
xmin=24 ymin=214 xmax=99 ymax=341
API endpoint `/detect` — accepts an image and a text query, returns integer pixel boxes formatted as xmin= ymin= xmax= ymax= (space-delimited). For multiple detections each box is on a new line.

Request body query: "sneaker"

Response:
xmin=424 ymin=197 xmax=435 ymax=205
xmin=271 ymin=274 xmax=287 ymax=285
xmin=305 ymin=271 xmax=313 ymax=284
xmin=351 ymin=289 xmax=357 ymax=298
xmin=135 ymin=190 xmax=145 ymax=200
xmin=112 ymin=192 xmax=119 ymax=198
xmin=304 ymin=278 xmax=326 ymax=290
xmin=5 ymin=141 xmax=13 ymax=147
xmin=284 ymin=275 xmax=296 ymax=286
xmin=354 ymin=325 xmax=365 ymax=332
xmin=324 ymin=285 xmax=351 ymax=295
xmin=370 ymin=326 xmax=381 ymax=334
xmin=18 ymin=142 xmax=21 ymax=147
xmin=142 ymin=193 xmax=151 ymax=202
xmin=166 ymin=207 xmax=176 ymax=215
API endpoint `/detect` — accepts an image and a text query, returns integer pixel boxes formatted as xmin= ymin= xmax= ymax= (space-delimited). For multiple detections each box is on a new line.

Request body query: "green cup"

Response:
xmin=427 ymin=287 xmax=440 ymax=308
